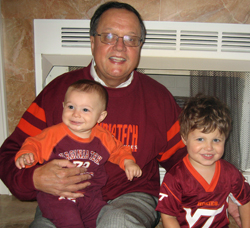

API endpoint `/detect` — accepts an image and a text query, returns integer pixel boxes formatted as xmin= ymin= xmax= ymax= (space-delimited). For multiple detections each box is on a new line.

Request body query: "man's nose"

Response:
xmin=114 ymin=37 xmax=126 ymax=51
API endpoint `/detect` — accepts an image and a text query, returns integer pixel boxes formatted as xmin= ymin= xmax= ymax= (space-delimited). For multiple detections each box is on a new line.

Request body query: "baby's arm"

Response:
xmin=239 ymin=201 xmax=250 ymax=228
xmin=124 ymin=159 xmax=142 ymax=181
xmin=15 ymin=153 xmax=35 ymax=169
xmin=161 ymin=213 xmax=180 ymax=228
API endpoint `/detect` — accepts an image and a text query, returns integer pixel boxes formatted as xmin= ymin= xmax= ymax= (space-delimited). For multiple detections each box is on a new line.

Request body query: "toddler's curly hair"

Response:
xmin=179 ymin=94 xmax=231 ymax=140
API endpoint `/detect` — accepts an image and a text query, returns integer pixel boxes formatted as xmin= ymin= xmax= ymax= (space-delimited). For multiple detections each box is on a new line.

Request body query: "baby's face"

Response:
xmin=182 ymin=128 xmax=226 ymax=169
xmin=62 ymin=90 xmax=107 ymax=138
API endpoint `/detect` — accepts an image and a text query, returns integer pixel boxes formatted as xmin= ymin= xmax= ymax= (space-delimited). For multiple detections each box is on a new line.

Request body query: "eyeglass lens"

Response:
xmin=98 ymin=33 xmax=141 ymax=47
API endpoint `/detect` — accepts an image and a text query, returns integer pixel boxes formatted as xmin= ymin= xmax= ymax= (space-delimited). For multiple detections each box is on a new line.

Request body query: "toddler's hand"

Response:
xmin=124 ymin=159 xmax=142 ymax=181
xmin=15 ymin=153 xmax=35 ymax=169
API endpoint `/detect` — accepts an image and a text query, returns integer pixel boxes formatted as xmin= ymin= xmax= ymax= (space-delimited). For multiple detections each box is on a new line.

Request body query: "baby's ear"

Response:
xmin=98 ymin=111 xmax=107 ymax=123
xmin=62 ymin=102 xmax=65 ymax=108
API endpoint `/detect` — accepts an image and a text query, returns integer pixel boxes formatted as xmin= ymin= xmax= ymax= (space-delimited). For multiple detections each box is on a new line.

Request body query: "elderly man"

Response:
xmin=2 ymin=1 xmax=240 ymax=228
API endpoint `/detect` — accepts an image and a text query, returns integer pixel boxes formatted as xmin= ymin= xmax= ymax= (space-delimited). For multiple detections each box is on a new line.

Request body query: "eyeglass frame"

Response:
xmin=94 ymin=33 xmax=143 ymax=47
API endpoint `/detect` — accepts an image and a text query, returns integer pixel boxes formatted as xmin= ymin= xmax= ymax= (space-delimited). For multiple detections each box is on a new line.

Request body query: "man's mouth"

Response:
xmin=109 ymin=56 xmax=126 ymax=62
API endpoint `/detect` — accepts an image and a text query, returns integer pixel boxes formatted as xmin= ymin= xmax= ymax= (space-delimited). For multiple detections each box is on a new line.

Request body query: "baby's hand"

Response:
xmin=124 ymin=159 xmax=142 ymax=181
xmin=15 ymin=153 xmax=35 ymax=169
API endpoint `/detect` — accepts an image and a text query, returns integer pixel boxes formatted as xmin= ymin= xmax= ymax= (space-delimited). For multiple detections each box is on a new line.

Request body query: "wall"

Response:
xmin=1 ymin=0 xmax=250 ymax=134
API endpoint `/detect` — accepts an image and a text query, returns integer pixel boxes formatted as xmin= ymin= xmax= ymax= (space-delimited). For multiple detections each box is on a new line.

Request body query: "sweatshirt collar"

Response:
xmin=90 ymin=59 xmax=134 ymax=88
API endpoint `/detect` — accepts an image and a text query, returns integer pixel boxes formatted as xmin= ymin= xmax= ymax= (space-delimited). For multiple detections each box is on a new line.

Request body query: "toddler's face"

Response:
xmin=182 ymin=128 xmax=226 ymax=169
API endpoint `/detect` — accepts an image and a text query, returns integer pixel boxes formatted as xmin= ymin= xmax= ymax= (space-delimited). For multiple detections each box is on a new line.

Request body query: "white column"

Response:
xmin=0 ymin=12 xmax=11 ymax=195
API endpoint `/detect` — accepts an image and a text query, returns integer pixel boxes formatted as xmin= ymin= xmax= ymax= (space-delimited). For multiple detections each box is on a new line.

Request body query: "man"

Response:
xmin=2 ymin=1 xmax=236 ymax=227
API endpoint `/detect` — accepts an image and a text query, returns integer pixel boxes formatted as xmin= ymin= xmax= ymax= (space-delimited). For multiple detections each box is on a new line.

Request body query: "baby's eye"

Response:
xmin=197 ymin=138 xmax=204 ymax=142
xmin=68 ymin=105 xmax=74 ymax=109
xmin=83 ymin=108 xmax=89 ymax=112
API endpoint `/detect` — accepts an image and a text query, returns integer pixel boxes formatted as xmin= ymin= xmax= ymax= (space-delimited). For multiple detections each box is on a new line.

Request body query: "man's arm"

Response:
xmin=0 ymin=129 xmax=38 ymax=200
xmin=159 ymin=146 xmax=187 ymax=172
xmin=0 ymin=73 xmax=92 ymax=200
xmin=239 ymin=201 xmax=250 ymax=228
xmin=156 ymin=93 xmax=187 ymax=172
xmin=228 ymin=197 xmax=242 ymax=227
xmin=161 ymin=213 xmax=180 ymax=228
xmin=0 ymin=132 xmax=92 ymax=200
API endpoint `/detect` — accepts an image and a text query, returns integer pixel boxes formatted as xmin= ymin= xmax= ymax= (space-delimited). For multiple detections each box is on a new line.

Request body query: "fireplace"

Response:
xmin=34 ymin=19 xmax=250 ymax=182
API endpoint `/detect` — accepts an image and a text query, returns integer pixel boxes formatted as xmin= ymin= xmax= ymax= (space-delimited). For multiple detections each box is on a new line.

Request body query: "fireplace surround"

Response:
xmin=34 ymin=19 xmax=250 ymax=181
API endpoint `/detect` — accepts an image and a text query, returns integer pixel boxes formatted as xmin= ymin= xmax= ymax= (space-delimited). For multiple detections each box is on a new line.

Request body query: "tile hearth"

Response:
xmin=0 ymin=195 xmax=239 ymax=228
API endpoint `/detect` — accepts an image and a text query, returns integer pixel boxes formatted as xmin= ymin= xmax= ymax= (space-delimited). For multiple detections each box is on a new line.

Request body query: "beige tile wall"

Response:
xmin=1 ymin=0 xmax=250 ymax=134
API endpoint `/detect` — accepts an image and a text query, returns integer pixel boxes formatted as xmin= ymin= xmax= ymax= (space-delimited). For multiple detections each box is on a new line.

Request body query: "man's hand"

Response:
xmin=33 ymin=159 xmax=91 ymax=199
xmin=228 ymin=197 xmax=242 ymax=227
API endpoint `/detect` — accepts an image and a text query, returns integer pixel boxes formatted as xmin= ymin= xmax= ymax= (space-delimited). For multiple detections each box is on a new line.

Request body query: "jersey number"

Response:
xmin=73 ymin=161 xmax=90 ymax=168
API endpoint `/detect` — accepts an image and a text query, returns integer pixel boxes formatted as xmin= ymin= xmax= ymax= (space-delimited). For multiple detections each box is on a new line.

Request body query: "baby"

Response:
xmin=15 ymin=79 xmax=142 ymax=228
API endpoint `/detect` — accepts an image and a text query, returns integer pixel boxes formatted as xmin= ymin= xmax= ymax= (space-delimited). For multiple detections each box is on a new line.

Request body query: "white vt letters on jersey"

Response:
xmin=184 ymin=204 xmax=224 ymax=227
xmin=159 ymin=193 xmax=168 ymax=201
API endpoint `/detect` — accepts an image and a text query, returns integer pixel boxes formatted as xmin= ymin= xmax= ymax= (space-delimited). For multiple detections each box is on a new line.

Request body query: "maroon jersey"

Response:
xmin=156 ymin=154 xmax=250 ymax=227
xmin=15 ymin=123 xmax=135 ymax=194
xmin=0 ymin=62 xmax=186 ymax=201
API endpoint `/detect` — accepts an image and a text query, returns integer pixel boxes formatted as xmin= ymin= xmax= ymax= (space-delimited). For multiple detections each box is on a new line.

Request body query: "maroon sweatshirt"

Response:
xmin=0 ymin=63 xmax=186 ymax=201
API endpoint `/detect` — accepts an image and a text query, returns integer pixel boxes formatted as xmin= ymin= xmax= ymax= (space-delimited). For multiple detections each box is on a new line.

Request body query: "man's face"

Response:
xmin=90 ymin=8 xmax=142 ymax=88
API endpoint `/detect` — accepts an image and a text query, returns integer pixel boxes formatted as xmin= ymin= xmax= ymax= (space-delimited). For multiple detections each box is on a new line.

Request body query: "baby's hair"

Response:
xmin=179 ymin=94 xmax=231 ymax=139
xmin=66 ymin=79 xmax=108 ymax=110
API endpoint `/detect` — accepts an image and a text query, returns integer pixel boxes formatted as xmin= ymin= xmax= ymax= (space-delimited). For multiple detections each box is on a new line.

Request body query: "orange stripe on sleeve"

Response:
xmin=236 ymin=174 xmax=246 ymax=199
xmin=167 ymin=120 xmax=180 ymax=141
xmin=163 ymin=182 xmax=182 ymax=204
xmin=157 ymin=140 xmax=185 ymax=162
xmin=16 ymin=123 xmax=68 ymax=166
xmin=94 ymin=125 xmax=135 ymax=170
xmin=27 ymin=103 xmax=46 ymax=122
xmin=17 ymin=118 xmax=42 ymax=137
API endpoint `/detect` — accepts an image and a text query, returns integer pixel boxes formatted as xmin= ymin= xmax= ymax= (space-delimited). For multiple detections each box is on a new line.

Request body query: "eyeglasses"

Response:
xmin=95 ymin=33 xmax=142 ymax=47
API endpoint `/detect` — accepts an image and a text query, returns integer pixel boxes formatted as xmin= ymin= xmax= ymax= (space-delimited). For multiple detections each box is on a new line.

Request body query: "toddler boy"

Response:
xmin=156 ymin=94 xmax=250 ymax=227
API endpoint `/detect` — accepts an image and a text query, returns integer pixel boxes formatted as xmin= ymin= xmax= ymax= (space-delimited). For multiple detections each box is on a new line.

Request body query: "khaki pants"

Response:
xmin=30 ymin=192 xmax=160 ymax=228
xmin=97 ymin=192 xmax=160 ymax=228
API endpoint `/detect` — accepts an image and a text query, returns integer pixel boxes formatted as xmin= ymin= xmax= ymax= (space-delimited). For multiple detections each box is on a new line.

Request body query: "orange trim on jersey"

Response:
xmin=16 ymin=123 xmax=136 ymax=170
xmin=183 ymin=155 xmax=220 ymax=192
xmin=167 ymin=120 xmax=180 ymax=141
xmin=62 ymin=124 xmax=135 ymax=170
xmin=15 ymin=123 xmax=69 ymax=166
xmin=91 ymin=125 xmax=135 ymax=170
xmin=27 ymin=103 xmax=46 ymax=122
xmin=236 ymin=174 xmax=245 ymax=199
xmin=17 ymin=118 xmax=42 ymax=137
xmin=163 ymin=182 xmax=182 ymax=204
xmin=157 ymin=140 xmax=185 ymax=162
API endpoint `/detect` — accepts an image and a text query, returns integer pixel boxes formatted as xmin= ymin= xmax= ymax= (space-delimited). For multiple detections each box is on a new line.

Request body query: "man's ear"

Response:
xmin=97 ymin=111 xmax=107 ymax=123
xmin=90 ymin=36 xmax=95 ymax=55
